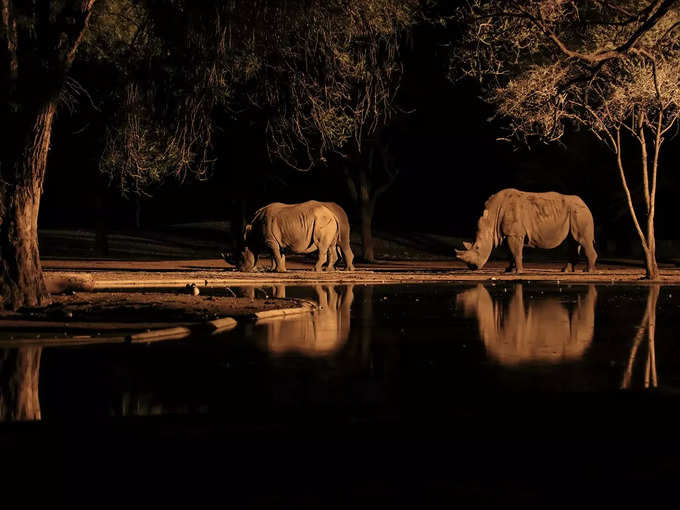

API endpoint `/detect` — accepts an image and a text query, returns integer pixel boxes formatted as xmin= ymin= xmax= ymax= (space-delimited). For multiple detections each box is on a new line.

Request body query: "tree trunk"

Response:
xmin=1 ymin=1 xmax=95 ymax=310
xmin=0 ymin=347 xmax=42 ymax=422
xmin=613 ymin=128 xmax=660 ymax=280
xmin=360 ymin=196 xmax=376 ymax=263
xmin=644 ymin=242 xmax=659 ymax=280
xmin=0 ymin=103 xmax=56 ymax=310
xmin=358 ymin=165 xmax=376 ymax=263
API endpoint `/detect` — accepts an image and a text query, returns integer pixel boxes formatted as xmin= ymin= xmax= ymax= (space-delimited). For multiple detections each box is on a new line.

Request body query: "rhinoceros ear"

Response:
xmin=242 ymin=223 xmax=253 ymax=241
xmin=462 ymin=241 xmax=473 ymax=250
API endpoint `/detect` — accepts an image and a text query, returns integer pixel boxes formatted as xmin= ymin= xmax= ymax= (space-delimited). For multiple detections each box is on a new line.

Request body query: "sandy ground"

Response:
xmin=42 ymin=256 xmax=680 ymax=286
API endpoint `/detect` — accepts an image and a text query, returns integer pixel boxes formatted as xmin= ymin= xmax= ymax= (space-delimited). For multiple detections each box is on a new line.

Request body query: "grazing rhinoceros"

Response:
xmin=230 ymin=201 xmax=339 ymax=272
xmin=455 ymin=189 xmax=597 ymax=273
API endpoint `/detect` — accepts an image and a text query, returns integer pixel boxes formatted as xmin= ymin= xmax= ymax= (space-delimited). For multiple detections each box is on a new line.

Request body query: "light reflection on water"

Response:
xmin=0 ymin=347 xmax=41 ymax=421
xmin=258 ymin=285 xmax=354 ymax=357
xmin=0 ymin=282 xmax=676 ymax=421
xmin=457 ymin=284 xmax=597 ymax=365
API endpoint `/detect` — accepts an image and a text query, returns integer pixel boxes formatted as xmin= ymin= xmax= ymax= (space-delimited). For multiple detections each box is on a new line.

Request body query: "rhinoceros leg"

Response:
xmin=562 ymin=239 xmax=580 ymax=272
xmin=313 ymin=220 xmax=337 ymax=272
xmin=326 ymin=242 xmax=338 ymax=272
xmin=579 ymin=239 xmax=597 ymax=272
xmin=570 ymin=210 xmax=597 ymax=272
xmin=503 ymin=241 xmax=516 ymax=273
xmin=507 ymin=235 xmax=524 ymax=273
xmin=314 ymin=247 xmax=329 ymax=272
xmin=339 ymin=242 xmax=355 ymax=271
xmin=571 ymin=234 xmax=597 ymax=272
xmin=269 ymin=244 xmax=286 ymax=272
xmin=584 ymin=243 xmax=597 ymax=272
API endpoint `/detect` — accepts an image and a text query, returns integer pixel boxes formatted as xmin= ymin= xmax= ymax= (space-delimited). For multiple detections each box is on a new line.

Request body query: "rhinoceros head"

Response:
xmin=456 ymin=209 xmax=494 ymax=270
xmin=237 ymin=247 xmax=257 ymax=272
xmin=455 ymin=241 xmax=484 ymax=270
xmin=455 ymin=237 xmax=493 ymax=270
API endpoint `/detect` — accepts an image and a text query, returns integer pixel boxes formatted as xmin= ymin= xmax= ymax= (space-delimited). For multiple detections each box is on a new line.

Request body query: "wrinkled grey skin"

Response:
xmin=319 ymin=201 xmax=355 ymax=271
xmin=228 ymin=201 xmax=339 ymax=272
xmin=455 ymin=189 xmax=597 ymax=273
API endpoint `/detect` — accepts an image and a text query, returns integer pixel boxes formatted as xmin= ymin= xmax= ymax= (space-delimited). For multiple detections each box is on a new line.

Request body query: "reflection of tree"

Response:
xmin=264 ymin=285 xmax=354 ymax=357
xmin=622 ymin=286 xmax=660 ymax=390
xmin=457 ymin=284 xmax=597 ymax=365
xmin=0 ymin=348 xmax=42 ymax=421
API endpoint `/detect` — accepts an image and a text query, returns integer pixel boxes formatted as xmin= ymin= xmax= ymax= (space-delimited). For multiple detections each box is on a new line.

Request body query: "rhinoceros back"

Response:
xmin=250 ymin=201 xmax=337 ymax=253
xmin=487 ymin=189 xmax=593 ymax=250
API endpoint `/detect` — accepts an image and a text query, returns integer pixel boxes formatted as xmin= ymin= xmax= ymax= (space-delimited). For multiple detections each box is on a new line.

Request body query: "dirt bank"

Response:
xmin=41 ymin=257 xmax=680 ymax=286
xmin=11 ymin=292 xmax=307 ymax=323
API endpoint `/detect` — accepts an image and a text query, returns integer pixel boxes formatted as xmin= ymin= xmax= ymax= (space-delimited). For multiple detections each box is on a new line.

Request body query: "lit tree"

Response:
xmin=453 ymin=0 xmax=680 ymax=279
xmin=97 ymin=0 xmax=229 ymax=196
xmin=246 ymin=0 xmax=419 ymax=262
xmin=96 ymin=1 xmax=419 ymax=262
xmin=1 ymin=1 xmax=97 ymax=309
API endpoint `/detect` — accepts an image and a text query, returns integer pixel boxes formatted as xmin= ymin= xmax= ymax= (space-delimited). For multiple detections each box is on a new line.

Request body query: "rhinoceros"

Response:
xmin=455 ymin=189 xmax=597 ymax=273
xmin=230 ymin=201 xmax=339 ymax=272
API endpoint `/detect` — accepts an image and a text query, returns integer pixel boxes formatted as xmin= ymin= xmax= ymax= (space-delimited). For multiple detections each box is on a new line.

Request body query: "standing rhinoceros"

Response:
xmin=455 ymin=189 xmax=597 ymax=273
xmin=229 ymin=201 xmax=339 ymax=272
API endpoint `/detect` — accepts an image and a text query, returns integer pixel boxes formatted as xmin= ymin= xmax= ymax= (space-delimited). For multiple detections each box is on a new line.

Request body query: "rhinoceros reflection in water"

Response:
xmin=457 ymin=284 xmax=597 ymax=365
xmin=0 ymin=347 xmax=42 ymax=421
xmin=263 ymin=285 xmax=354 ymax=357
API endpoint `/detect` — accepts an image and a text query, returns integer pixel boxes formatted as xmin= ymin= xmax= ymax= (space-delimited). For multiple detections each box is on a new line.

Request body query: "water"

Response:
xmin=2 ymin=282 xmax=680 ymax=423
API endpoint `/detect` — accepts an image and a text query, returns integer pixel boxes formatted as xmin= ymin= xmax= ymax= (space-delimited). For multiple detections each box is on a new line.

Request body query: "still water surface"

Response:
xmin=2 ymin=282 xmax=680 ymax=422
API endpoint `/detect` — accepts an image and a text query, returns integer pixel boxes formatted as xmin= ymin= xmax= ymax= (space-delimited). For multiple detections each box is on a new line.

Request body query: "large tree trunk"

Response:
xmin=0 ymin=347 xmax=42 ymax=421
xmin=360 ymin=195 xmax=376 ymax=263
xmin=0 ymin=103 xmax=56 ymax=310
xmin=0 ymin=1 xmax=96 ymax=310
xmin=342 ymin=140 xmax=398 ymax=264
